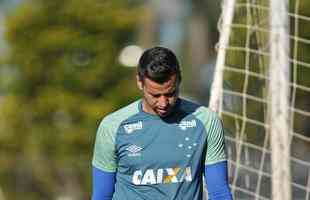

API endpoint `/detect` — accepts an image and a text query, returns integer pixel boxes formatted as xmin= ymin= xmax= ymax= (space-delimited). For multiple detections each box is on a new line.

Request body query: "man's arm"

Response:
xmin=92 ymin=119 xmax=118 ymax=199
xmin=92 ymin=166 xmax=116 ymax=200
xmin=203 ymin=111 xmax=233 ymax=199
xmin=204 ymin=161 xmax=233 ymax=200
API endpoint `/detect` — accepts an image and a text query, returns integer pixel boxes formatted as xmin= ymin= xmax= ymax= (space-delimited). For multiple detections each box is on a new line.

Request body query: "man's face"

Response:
xmin=137 ymin=74 xmax=180 ymax=117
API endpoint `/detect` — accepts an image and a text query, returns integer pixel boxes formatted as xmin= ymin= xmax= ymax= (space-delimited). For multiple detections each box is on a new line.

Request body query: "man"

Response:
xmin=92 ymin=46 xmax=233 ymax=200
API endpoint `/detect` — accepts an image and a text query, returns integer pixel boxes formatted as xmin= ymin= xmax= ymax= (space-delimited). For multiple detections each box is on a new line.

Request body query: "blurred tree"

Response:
xmin=0 ymin=0 xmax=141 ymax=199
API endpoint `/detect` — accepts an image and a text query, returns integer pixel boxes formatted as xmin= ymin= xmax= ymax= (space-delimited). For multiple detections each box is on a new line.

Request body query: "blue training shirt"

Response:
xmin=92 ymin=98 xmax=229 ymax=200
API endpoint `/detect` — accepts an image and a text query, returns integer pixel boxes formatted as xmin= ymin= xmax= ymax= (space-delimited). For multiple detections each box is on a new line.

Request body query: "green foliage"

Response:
xmin=0 ymin=0 xmax=141 ymax=199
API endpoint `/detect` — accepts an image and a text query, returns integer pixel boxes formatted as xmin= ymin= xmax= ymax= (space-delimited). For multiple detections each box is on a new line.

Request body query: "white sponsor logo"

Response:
xmin=179 ymin=120 xmax=197 ymax=130
xmin=132 ymin=166 xmax=192 ymax=185
xmin=126 ymin=145 xmax=143 ymax=157
xmin=124 ymin=121 xmax=143 ymax=134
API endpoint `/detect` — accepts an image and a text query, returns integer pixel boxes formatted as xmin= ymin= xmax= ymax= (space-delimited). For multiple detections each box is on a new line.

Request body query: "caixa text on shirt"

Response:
xmin=132 ymin=166 xmax=192 ymax=185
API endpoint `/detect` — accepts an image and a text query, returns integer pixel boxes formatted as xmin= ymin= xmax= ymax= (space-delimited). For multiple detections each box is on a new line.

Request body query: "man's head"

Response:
xmin=137 ymin=46 xmax=181 ymax=117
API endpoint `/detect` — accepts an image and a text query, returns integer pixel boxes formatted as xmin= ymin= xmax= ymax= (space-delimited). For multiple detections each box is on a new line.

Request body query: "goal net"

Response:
xmin=209 ymin=0 xmax=310 ymax=199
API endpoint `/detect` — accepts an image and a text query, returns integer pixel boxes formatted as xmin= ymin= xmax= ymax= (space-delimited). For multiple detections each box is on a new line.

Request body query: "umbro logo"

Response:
xmin=124 ymin=121 xmax=143 ymax=134
xmin=179 ymin=120 xmax=197 ymax=130
xmin=126 ymin=145 xmax=143 ymax=157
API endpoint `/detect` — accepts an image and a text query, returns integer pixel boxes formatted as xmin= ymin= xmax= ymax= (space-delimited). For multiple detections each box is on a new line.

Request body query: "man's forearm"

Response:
xmin=92 ymin=166 xmax=116 ymax=200
xmin=204 ymin=161 xmax=233 ymax=200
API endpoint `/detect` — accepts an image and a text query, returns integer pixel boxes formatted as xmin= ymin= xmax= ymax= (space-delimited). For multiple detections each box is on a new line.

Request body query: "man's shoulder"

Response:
xmin=179 ymin=98 xmax=201 ymax=111
xmin=100 ymin=100 xmax=141 ymax=127
xmin=179 ymin=98 xmax=219 ymax=123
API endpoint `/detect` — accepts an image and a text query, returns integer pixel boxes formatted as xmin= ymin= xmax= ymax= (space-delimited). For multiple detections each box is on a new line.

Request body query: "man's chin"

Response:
xmin=156 ymin=109 xmax=170 ymax=117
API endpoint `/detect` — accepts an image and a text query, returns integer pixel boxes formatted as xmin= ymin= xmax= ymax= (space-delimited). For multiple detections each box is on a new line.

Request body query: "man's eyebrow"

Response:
xmin=165 ymin=88 xmax=177 ymax=94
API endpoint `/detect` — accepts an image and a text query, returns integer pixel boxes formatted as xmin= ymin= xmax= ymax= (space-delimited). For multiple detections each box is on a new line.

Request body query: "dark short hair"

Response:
xmin=137 ymin=46 xmax=181 ymax=84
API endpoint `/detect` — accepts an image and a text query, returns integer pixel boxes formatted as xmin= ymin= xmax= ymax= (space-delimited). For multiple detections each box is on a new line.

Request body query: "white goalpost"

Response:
xmin=209 ymin=0 xmax=236 ymax=113
xmin=269 ymin=0 xmax=292 ymax=199
xmin=210 ymin=0 xmax=310 ymax=199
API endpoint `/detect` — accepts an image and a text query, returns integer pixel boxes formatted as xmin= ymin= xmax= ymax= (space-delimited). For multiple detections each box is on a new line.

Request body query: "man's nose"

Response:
xmin=158 ymin=96 xmax=168 ymax=107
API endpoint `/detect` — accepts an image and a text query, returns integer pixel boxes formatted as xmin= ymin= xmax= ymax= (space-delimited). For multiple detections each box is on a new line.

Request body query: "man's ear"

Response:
xmin=136 ymin=75 xmax=143 ymax=90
